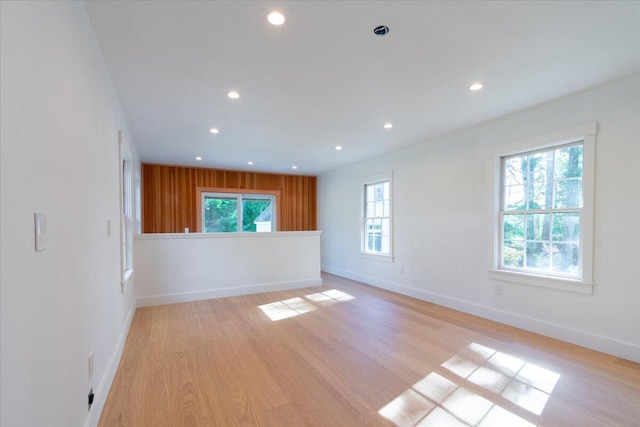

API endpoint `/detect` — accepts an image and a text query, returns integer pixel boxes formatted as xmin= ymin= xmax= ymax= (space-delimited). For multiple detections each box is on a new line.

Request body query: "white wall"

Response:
xmin=134 ymin=232 xmax=322 ymax=306
xmin=319 ymin=74 xmax=640 ymax=362
xmin=1 ymin=2 xmax=139 ymax=426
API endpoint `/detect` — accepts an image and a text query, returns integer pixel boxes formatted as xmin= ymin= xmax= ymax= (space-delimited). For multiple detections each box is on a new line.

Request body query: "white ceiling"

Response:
xmin=84 ymin=1 xmax=640 ymax=175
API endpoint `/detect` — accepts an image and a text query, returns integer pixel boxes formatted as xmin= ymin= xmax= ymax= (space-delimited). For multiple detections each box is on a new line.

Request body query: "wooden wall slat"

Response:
xmin=142 ymin=164 xmax=317 ymax=233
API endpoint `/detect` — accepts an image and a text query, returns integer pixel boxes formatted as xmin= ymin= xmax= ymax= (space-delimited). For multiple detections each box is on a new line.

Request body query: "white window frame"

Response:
xmin=201 ymin=192 xmax=277 ymax=233
xmin=118 ymin=131 xmax=134 ymax=289
xmin=489 ymin=123 xmax=596 ymax=294
xmin=361 ymin=171 xmax=394 ymax=261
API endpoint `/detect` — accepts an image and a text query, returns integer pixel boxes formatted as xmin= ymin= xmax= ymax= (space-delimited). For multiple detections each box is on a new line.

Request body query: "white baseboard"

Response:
xmin=322 ymin=265 xmax=640 ymax=363
xmin=136 ymin=278 xmax=323 ymax=308
xmin=84 ymin=297 xmax=138 ymax=427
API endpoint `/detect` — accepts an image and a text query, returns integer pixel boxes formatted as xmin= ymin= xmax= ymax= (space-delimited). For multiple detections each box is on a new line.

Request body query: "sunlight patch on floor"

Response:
xmin=378 ymin=342 xmax=559 ymax=426
xmin=258 ymin=289 xmax=355 ymax=321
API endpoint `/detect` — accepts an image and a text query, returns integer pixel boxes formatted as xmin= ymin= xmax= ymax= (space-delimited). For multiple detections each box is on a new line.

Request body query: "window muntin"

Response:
xmin=363 ymin=178 xmax=391 ymax=256
xmin=500 ymin=142 xmax=583 ymax=277
xmin=202 ymin=192 xmax=276 ymax=233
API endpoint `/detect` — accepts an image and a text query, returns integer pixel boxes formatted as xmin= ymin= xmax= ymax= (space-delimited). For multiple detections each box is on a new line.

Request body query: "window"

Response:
xmin=201 ymin=192 xmax=276 ymax=233
xmin=118 ymin=130 xmax=134 ymax=288
xmin=362 ymin=172 xmax=393 ymax=258
xmin=492 ymin=123 xmax=595 ymax=293
xmin=501 ymin=142 xmax=583 ymax=275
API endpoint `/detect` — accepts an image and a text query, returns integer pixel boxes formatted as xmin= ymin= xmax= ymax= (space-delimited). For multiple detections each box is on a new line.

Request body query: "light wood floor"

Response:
xmin=99 ymin=273 xmax=640 ymax=427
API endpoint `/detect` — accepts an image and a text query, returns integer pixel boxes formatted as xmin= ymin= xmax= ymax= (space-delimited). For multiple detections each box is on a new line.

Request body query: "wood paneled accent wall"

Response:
xmin=142 ymin=164 xmax=317 ymax=233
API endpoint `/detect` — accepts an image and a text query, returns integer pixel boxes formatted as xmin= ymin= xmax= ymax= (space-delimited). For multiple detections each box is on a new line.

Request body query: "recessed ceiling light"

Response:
xmin=469 ymin=82 xmax=484 ymax=91
xmin=209 ymin=128 xmax=219 ymax=134
xmin=195 ymin=156 xmax=202 ymax=161
xmin=266 ymin=10 xmax=286 ymax=26
xmin=247 ymin=161 xmax=254 ymax=165
xmin=292 ymin=165 xmax=298 ymax=170
xmin=384 ymin=123 xmax=393 ymax=129
xmin=228 ymin=91 xmax=240 ymax=99
xmin=335 ymin=145 xmax=343 ymax=151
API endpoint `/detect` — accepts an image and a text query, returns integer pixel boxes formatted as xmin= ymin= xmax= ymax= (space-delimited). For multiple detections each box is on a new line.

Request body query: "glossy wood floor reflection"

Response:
xmin=98 ymin=273 xmax=640 ymax=427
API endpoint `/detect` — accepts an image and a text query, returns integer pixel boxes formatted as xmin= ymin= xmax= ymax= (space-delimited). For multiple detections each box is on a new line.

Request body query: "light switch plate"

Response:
xmin=34 ymin=212 xmax=47 ymax=252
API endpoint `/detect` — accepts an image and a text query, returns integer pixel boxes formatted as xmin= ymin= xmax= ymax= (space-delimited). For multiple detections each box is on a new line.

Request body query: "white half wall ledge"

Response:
xmin=134 ymin=231 xmax=323 ymax=307
xmin=136 ymin=278 xmax=323 ymax=307
xmin=322 ymin=266 xmax=640 ymax=364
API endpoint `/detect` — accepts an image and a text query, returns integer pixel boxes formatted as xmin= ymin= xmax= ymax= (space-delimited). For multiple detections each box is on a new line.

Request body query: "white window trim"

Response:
xmin=118 ymin=130 xmax=134 ymax=290
xmin=490 ymin=123 xmax=596 ymax=294
xmin=361 ymin=171 xmax=394 ymax=261
xmin=201 ymin=192 xmax=277 ymax=233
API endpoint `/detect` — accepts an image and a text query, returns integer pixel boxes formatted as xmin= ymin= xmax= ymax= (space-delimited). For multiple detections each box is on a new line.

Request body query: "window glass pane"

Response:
xmin=366 ymin=201 xmax=375 ymax=217
xmin=552 ymin=243 xmax=579 ymax=274
xmin=380 ymin=235 xmax=390 ymax=254
xmin=381 ymin=218 xmax=390 ymax=236
xmin=552 ymin=213 xmax=580 ymax=242
xmin=504 ymin=185 xmax=526 ymax=211
xmin=526 ymin=242 xmax=550 ymax=270
xmin=375 ymin=201 xmax=384 ymax=217
xmin=243 ymin=198 xmax=272 ymax=232
xmin=503 ymin=214 xmax=524 ymax=240
xmin=204 ymin=196 xmax=237 ymax=232
xmin=366 ymin=184 xmax=374 ymax=201
xmin=525 ymin=213 xmax=550 ymax=241
xmin=554 ymin=178 xmax=582 ymax=208
xmin=383 ymin=200 xmax=390 ymax=217
xmin=375 ymin=183 xmax=384 ymax=201
xmin=554 ymin=145 xmax=583 ymax=179
xmin=502 ymin=240 xmax=524 ymax=268
xmin=527 ymin=151 xmax=552 ymax=210
xmin=383 ymin=182 xmax=390 ymax=200
xmin=504 ymin=157 xmax=525 ymax=187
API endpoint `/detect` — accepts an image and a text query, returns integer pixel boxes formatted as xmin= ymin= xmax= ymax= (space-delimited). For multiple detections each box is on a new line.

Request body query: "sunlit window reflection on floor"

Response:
xmin=379 ymin=342 xmax=559 ymax=426
xmin=306 ymin=289 xmax=355 ymax=305
xmin=258 ymin=289 xmax=355 ymax=321
xmin=379 ymin=371 xmax=535 ymax=427
xmin=442 ymin=343 xmax=560 ymax=416
xmin=258 ymin=297 xmax=316 ymax=321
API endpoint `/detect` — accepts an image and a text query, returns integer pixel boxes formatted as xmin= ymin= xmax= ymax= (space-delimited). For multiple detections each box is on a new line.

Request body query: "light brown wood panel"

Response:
xmin=99 ymin=273 xmax=640 ymax=427
xmin=142 ymin=163 xmax=317 ymax=233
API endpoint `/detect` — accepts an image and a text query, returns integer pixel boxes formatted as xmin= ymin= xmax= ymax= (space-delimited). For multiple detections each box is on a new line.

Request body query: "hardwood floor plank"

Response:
xmin=98 ymin=273 xmax=640 ymax=426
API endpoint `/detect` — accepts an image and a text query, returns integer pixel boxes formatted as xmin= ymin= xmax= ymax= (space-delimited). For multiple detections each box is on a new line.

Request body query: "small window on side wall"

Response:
xmin=362 ymin=172 xmax=393 ymax=259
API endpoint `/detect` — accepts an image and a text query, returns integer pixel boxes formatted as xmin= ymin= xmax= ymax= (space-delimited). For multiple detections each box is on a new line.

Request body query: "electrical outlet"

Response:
xmin=88 ymin=388 xmax=95 ymax=411
xmin=107 ymin=220 xmax=111 ymax=237
xmin=88 ymin=352 xmax=94 ymax=379
xmin=495 ymin=284 xmax=504 ymax=295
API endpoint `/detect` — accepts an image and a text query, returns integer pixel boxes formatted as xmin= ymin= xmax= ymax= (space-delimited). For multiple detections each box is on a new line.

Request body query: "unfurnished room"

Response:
xmin=1 ymin=1 xmax=639 ymax=426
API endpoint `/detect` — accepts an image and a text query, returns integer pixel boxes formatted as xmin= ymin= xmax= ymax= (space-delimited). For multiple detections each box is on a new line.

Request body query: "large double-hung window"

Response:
xmin=501 ymin=143 xmax=583 ymax=276
xmin=492 ymin=123 xmax=596 ymax=293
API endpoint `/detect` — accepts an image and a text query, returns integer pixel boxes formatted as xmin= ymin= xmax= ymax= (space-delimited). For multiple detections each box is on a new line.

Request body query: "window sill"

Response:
xmin=489 ymin=269 xmax=593 ymax=294
xmin=360 ymin=252 xmax=394 ymax=263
